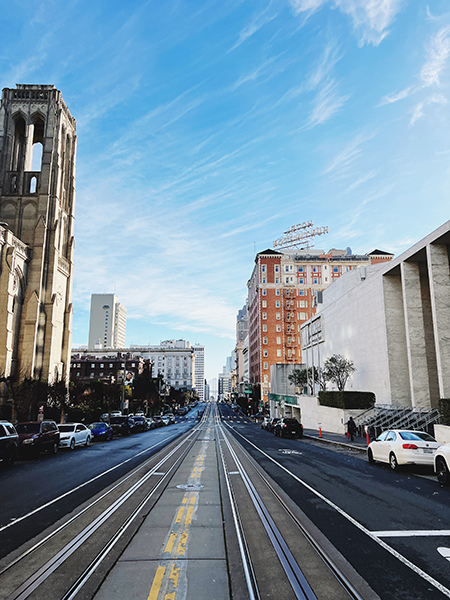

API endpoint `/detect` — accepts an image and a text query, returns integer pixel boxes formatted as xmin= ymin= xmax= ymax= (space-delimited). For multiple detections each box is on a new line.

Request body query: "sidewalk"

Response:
xmin=303 ymin=428 xmax=368 ymax=452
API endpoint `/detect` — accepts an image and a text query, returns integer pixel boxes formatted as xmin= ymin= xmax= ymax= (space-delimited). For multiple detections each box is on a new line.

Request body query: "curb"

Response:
xmin=303 ymin=434 xmax=368 ymax=453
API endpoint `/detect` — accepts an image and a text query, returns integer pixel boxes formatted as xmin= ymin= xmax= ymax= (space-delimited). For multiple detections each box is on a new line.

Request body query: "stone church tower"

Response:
xmin=0 ymin=84 xmax=76 ymax=384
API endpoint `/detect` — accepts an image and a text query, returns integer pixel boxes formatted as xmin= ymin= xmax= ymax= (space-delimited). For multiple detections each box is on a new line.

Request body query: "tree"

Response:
xmin=288 ymin=367 xmax=323 ymax=395
xmin=323 ymin=354 xmax=355 ymax=392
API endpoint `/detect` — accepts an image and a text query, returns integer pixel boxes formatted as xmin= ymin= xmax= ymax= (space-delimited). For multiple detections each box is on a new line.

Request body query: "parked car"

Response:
xmin=100 ymin=411 xmax=122 ymax=422
xmin=261 ymin=417 xmax=271 ymax=430
xmin=131 ymin=416 xmax=148 ymax=432
xmin=435 ymin=442 xmax=450 ymax=487
xmin=0 ymin=421 xmax=19 ymax=467
xmin=109 ymin=416 xmax=134 ymax=436
xmin=153 ymin=415 xmax=165 ymax=427
xmin=176 ymin=407 xmax=188 ymax=416
xmin=165 ymin=413 xmax=176 ymax=424
xmin=367 ymin=430 xmax=441 ymax=470
xmin=266 ymin=418 xmax=280 ymax=433
xmin=273 ymin=418 xmax=303 ymax=439
xmin=146 ymin=417 xmax=156 ymax=430
xmin=16 ymin=421 xmax=60 ymax=455
xmin=58 ymin=423 xmax=92 ymax=450
xmin=88 ymin=422 xmax=113 ymax=441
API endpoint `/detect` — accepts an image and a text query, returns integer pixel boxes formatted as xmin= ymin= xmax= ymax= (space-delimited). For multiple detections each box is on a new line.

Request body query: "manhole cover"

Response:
xmin=176 ymin=483 xmax=204 ymax=490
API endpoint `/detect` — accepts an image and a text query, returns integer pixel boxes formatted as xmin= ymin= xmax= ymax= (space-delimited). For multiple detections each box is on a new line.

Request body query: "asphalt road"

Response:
xmin=219 ymin=404 xmax=450 ymax=600
xmin=0 ymin=407 xmax=204 ymax=559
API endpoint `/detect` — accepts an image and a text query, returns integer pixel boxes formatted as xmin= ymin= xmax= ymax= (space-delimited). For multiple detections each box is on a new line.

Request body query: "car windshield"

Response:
xmin=89 ymin=423 xmax=104 ymax=429
xmin=16 ymin=423 xmax=40 ymax=434
xmin=400 ymin=431 xmax=436 ymax=442
xmin=58 ymin=424 xmax=75 ymax=432
xmin=110 ymin=417 xmax=127 ymax=424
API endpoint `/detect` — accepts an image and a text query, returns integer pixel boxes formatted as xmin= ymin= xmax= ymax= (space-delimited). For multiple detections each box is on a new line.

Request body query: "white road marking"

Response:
xmin=225 ymin=421 xmax=450 ymax=598
xmin=439 ymin=548 xmax=450 ymax=560
xmin=374 ymin=530 xmax=450 ymax=538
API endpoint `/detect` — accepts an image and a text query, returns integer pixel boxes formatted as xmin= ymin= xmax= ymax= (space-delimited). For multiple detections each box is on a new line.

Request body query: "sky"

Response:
xmin=1 ymin=0 xmax=449 ymax=385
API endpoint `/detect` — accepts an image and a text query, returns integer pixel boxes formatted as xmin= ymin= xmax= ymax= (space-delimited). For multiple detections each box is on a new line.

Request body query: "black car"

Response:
xmin=273 ymin=418 xmax=303 ymax=439
xmin=109 ymin=416 xmax=134 ymax=436
xmin=0 ymin=421 xmax=19 ymax=467
xmin=266 ymin=417 xmax=280 ymax=433
xmin=131 ymin=416 xmax=148 ymax=432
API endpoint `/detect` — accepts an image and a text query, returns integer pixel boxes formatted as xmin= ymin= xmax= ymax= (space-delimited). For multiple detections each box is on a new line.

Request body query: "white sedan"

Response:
xmin=435 ymin=442 xmax=450 ymax=487
xmin=367 ymin=429 xmax=441 ymax=470
xmin=58 ymin=423 xmax=92 ymax=450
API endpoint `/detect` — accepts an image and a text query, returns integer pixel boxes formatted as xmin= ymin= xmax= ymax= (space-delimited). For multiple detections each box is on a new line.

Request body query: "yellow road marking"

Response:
xmin=148 ymin=565 xmax=166 ymax=600
xmin=174 ymin=505 xmax=185 ymax=524
xmin=164 ymin=531 xmax=177 ymax=554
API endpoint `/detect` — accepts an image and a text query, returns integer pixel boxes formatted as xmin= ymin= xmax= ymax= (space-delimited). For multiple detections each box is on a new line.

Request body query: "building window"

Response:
xmin=276 ymin=289 xmax=280 ymax=296
xmin=263 ymin=337 xmax=268 ymax=344
xmin=275 ymin=300 xmax=280 ymax=307
xmin=299 ymin=290 xmax=304 ymax=296
xmin=262 ymin=300 xmax=267 ymax=308
xmin=262 ymin=277 xmax=266 ymax=284
xmin=262 ymin=288 xmax=267 ymax=296
xmin=262 ymin=324 xmax=267 ymax=332
xmin=275 ymin=265 xmax=279 ymax=272
xmin=263 ymin=350 xmax=268 ymax=357
xmin=275 ymin=277 xmax=279 ymax=284
xmin=300 ymin=312 xmax=306 ymax=320
xmin=262 ymin=265 xmax=267 ymax=273
xmin=333 ymin=267 xmax=339 ymax=273
xmin=314 ymin=278 xmax=318 ymax=284
xmin=299 ymin=301 xmax=305 ymax=308
xmin=299 ymin=278 xmax=304 ymax=284
xmin=276 ymin=337 xmax=281 ymax=344
xmin=262 ymin=312 xmax=267 ymax=320
xmin=276 ymin=325 xmax=281 ymax=332
xmin=313 ymin=266 xmax=318 ymax=273
xmin=276 ymin=312 xmax=281 ymax=320
xmin=298 ymin=267 xmax=303 ymax=272
xmin=277 ymin=349 xmax=282 ymax=357
xmin=76 ymin=372 xmax=80 ymax=377
xmin=263 ymin=362 xmax=268 ymax=370
xmin=91 ymin=364 xmax=95 ymax=368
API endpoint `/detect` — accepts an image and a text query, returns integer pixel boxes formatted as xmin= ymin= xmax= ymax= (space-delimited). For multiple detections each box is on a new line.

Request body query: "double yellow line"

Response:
xmin=147 ymin=440 xmax=207 ymax=600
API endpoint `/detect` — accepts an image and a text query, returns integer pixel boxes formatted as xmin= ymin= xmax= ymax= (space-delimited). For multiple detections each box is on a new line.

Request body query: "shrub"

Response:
xmin=318 ymin=391 xmax=375 ymax=409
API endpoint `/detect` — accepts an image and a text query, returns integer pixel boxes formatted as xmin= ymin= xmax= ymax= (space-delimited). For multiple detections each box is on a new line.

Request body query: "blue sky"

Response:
xmin=1 ymin=0 xmax=449 ymax=385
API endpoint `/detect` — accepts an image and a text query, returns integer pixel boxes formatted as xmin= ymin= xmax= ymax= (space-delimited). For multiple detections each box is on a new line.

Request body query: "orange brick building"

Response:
xmin=247 ymin=247 xmax=393 ymax=404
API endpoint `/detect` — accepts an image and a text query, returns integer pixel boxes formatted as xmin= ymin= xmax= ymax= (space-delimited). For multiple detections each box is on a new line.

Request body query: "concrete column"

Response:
xmin=427 ymin=243 xmax=450 ymax=399
xmin=383 ymin=273 xmax=410 ymax=406
xmin=401 ymin=261 xmax=431 ymax=408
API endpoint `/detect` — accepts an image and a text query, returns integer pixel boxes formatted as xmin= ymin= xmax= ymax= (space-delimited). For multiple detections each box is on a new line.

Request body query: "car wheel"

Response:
xmin=389 ymin=452 xmax=398 ymax=471
xmin=368 ymin=448 xmax=375 ymax=464
xmin=85 ymin=436 xmax=91 ymax=447
xmin=436 ymin=457 xmax=449 ymax=487
xmin=70 ymin=438 xmax=76 ymax=451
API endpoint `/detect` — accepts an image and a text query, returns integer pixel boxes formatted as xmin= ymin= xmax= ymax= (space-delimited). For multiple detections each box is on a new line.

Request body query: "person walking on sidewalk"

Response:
xmin=347 ymin=416 xmax=357 ymax=442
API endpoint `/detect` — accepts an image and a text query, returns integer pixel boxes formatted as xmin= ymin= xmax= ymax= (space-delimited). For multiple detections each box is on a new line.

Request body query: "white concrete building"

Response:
xmin=301 ymin=221 xmax=450 ymax=409
xmin=88 ymin=294 xmax=126 ymax=350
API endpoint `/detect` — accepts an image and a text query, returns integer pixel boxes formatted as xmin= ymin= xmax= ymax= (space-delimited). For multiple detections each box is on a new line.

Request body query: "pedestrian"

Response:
xmin=347 ymin=416 xmax=357 ymax=442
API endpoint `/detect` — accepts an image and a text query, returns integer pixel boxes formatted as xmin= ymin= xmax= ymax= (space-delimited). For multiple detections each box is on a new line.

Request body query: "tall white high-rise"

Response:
xmin=193 ymin=344 xmax=205 ymax=401
xmin=88 ymin=294 xmax=126 ymax=350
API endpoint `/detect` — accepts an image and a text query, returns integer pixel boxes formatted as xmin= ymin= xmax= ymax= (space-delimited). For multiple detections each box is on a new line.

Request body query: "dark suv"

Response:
xmin=0 ymin=421 xmax=19 ymax=467
xmin=273 ymin=418 xmax=303 ymax=439
xmin=16 ymin=421 xmax=60 ymax=454
xmin=110 ymin=416 xmax=134 ymax=436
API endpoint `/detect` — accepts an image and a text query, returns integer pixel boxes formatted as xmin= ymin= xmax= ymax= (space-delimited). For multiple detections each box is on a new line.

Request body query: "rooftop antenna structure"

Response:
xmin=273 ymin=220 xmax=329 ymax=251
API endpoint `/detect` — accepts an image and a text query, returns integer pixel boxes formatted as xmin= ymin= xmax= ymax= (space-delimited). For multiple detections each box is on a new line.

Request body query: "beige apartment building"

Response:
xmin=0 ymin=85 xmax=76 ymax=384
xmin=247 ymin=247 xmax=393 ymax=404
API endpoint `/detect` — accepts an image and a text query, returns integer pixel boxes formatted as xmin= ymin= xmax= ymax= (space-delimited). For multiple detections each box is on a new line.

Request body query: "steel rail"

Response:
xmin=4 ymin=406 xmax=211 ymax=600
xmin=219 ymin=422 xmax=318 ymax=600
xmin=215 ymin=404 xmax=261 ymax=600
xmin=220 ymin=418 xmax=372 ymax=600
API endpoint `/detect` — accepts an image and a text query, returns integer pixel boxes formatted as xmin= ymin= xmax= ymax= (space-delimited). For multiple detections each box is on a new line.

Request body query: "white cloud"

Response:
xmin=323 ymin=132 xmax=376 ymax=176
xmin=306 ymin=79 xmax=349 ymax=127
xmin=410 ymin=94 xmax=448 ymax=126
xmin=420 ymin=26 xmax=450 ymax=86
xmin=290 ymin=0 xmax=404 ymax=46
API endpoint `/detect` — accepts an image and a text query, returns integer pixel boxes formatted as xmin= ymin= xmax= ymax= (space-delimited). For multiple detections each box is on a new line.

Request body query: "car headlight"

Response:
xmin=23 ymin=438 xmax=35 ymax=444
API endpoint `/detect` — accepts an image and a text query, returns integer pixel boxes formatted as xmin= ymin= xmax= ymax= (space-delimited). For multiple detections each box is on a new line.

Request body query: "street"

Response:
xmin=0 ymin=403 xmax=449 ymax=600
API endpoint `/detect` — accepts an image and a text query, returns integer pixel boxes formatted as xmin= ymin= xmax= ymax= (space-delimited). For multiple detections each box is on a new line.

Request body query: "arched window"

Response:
xmin=30 ymin=117 xmax=45 ymax=172
xmin=11 ymin=116 xmax=26 ymax=172
xmin=29 ymin=176 xmax=37 ymax=193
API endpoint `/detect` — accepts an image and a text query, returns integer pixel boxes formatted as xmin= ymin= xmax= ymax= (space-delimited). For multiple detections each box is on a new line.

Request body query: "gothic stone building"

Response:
xmin=0 ymin=85 xmax=76 ymax=384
